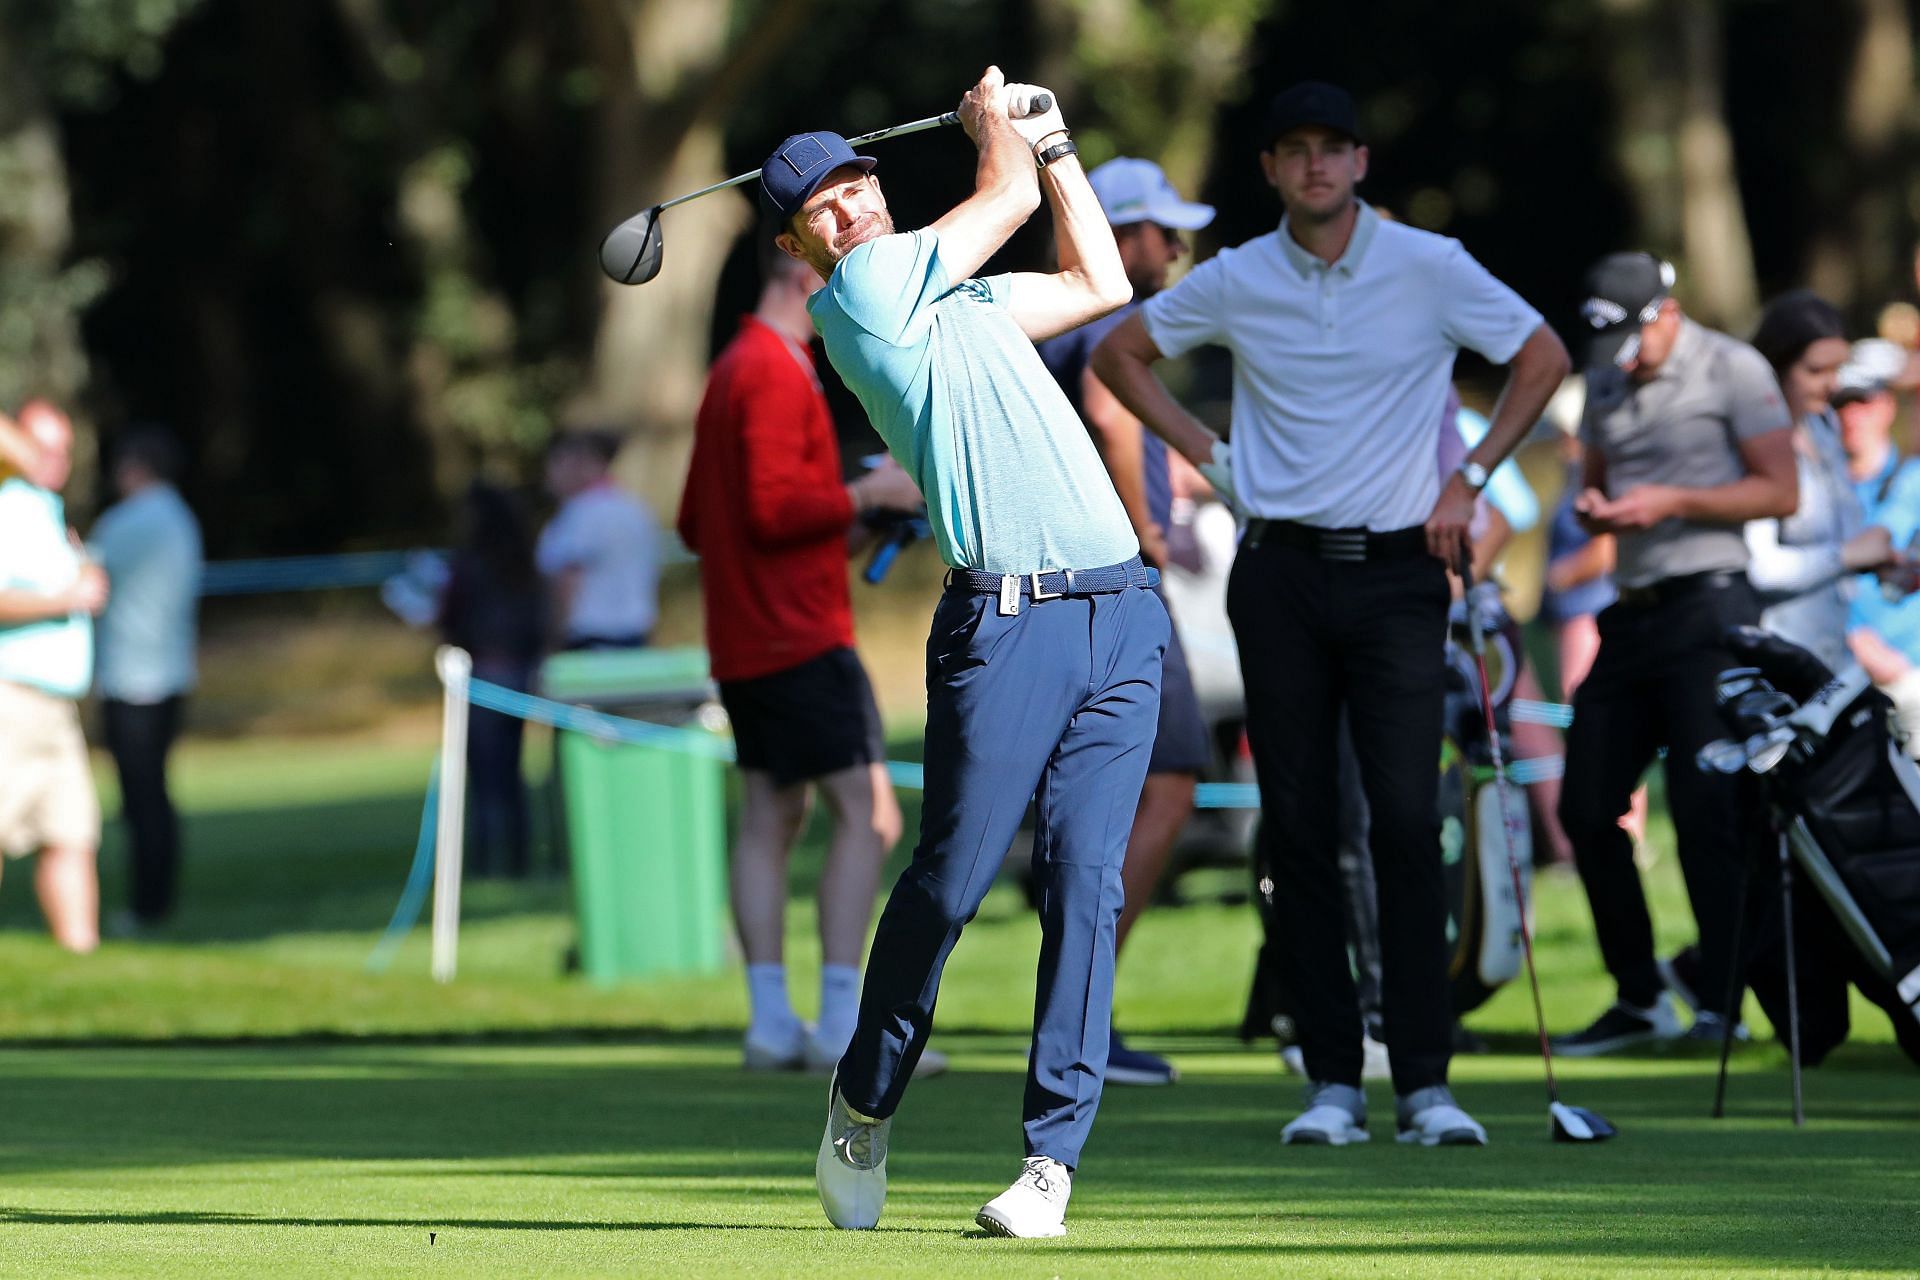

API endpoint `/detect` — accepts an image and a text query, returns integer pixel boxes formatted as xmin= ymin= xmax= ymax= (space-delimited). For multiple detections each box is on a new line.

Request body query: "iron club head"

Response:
xmin=1550 ymin=1101 xmax=1618 ymax=1143
xmin=599 ymin=206 xmax=665 ymax=285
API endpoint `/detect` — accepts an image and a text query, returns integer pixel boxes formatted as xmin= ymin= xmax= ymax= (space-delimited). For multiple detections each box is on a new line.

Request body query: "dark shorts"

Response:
xmin=1150 ymin=590 xmax=1212 ymax=776
xmin=719 ymin=646 xmax=885 ymax=788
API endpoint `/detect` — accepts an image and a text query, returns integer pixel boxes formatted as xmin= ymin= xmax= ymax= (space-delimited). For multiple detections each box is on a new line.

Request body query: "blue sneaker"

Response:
xmin=1105 ymin=1032 xmax=1178 ymax=1086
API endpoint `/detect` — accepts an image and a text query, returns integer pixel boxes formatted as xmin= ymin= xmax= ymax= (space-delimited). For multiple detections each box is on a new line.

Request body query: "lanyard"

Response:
xmin=774 ymin=329 xmax=822 ymax=394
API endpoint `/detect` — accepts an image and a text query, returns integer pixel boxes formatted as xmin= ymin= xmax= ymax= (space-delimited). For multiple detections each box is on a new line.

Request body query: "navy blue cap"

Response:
xmin=760 ymin=132 xmax=877 ymax=220
xmin=1265 ymin=81 xmax=1362 ymax=147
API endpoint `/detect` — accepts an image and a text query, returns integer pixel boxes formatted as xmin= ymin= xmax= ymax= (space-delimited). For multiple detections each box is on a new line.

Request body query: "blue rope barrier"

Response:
xmin=468 ymin=678 xmax=738 ymax=761
xmin=200 ymin=542 xmax=699 ymax=597
xmin=460 ymin=677 xmax=1573 ymax=812
xmin=366 ymin=757 xmax=441 ymax=972
xmin=201 ymin=551 xmax=433 ymax=597
xmin=1511 ymin=698 xmax=1575 ymax=728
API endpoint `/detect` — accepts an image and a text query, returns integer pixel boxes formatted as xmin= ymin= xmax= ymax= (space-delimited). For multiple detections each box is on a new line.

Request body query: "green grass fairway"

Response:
xmin=0 ymin=730 xmax=1914 ymax=1275
xmin=0 ymin=1039 xmax=1914 ymax=1277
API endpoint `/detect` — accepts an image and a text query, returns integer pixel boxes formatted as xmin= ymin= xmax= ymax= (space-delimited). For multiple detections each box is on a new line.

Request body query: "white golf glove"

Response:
xmin=1003 ymin=83 xmax=1068 ymax=149
xmin=1197 ymin=437 xmax=1245 ymax=522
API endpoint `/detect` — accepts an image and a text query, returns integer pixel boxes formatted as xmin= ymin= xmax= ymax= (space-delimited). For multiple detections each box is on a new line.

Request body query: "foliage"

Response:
xmin=8 ymin=0 xmax=209 ymax=108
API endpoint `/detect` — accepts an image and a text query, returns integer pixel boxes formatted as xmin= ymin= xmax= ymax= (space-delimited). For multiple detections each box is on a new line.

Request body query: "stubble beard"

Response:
xmin=831 ymin=209 xmax=895 ymax=262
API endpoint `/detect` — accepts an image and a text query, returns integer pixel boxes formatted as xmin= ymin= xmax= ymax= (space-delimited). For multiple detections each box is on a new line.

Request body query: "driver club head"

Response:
xmin=599 ymin=206 xmax=664 ymax=285
xmin=1550 ymin=1101 xmax=1618 ymax=1143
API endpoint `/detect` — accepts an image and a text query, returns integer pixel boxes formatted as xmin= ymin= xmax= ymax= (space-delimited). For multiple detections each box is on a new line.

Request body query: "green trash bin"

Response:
xmin=544 ymin=647 xmax=730 ymax=984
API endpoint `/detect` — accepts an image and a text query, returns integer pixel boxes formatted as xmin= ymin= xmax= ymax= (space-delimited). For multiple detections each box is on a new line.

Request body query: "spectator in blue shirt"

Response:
xmin=1837 ymin=339 xmax=1920 ymax=746
xmin=89 ymin=425 xmax=203 ymax=929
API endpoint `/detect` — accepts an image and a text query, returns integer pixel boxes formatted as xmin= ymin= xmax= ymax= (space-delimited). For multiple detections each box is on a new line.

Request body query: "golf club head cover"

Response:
xmin=1724 ymin=625 xmax=1834 ymax=701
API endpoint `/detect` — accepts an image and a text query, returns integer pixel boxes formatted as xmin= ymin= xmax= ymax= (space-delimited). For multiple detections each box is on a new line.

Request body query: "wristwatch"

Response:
xmin=1457 ymin=459 xmax=1490 ymax=492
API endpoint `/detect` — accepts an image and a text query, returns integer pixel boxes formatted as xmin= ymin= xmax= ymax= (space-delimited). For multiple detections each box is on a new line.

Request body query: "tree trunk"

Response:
xmin=1599 ymin=0 xmax=1757 ymax=330
xmin=1674 ymin=0 xmax=1757 ymax=328
xmin=1805 ymin=0 xmax=1916 ymax=316
xmin=577 ymin=0 xmax=816 ymax=516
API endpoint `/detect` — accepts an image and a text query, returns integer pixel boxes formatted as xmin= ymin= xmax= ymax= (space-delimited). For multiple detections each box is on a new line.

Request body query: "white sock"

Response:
xmin=816 ymin=963 xmax=862 ymax=1053
xmin=746 ymin=964 xmax=799 ymax=1042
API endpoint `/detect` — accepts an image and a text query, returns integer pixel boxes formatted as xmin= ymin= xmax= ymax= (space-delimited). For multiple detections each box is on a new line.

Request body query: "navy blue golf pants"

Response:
xmin=837 ymin=576 xmax=1167 ymax=1169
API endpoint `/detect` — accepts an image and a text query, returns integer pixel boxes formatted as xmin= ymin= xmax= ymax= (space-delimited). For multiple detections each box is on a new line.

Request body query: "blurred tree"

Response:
xmin=576 ymin=0 xmax=818 ymax=514
xmin=0 ymin=0 xmax=204 ymax=512
xmin=1596 ymin=0 xmax=1758 ymax=328
xmin=331 ymin=0 xmax=573 ymax=502
xmin=1803 ymin=0 xmax=1918 ymax=314
xmin=1029 ymin=0 xmax=1276 ymax=190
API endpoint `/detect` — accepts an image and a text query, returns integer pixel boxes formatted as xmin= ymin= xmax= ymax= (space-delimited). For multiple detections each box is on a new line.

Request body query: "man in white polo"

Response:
xmin=1094 ymin=81 xmax=1569 ymax=1146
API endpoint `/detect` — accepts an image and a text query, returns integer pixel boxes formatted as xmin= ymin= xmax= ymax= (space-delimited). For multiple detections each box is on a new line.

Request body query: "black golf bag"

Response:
xmin=1704 ymin=627 xmax=1920 ymax=1068
xmin=1240 ymin=591 xmax=1530 ymax=1044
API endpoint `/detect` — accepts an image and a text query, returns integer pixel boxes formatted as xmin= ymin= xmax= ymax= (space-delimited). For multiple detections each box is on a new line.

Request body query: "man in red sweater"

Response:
xmin=680 ymin=248 xmax=926 ymax=1073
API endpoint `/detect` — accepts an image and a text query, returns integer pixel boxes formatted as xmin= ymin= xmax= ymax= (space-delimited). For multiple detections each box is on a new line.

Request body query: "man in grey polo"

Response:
xmin=1553 ymin=252 xmax=1797 ymax=1055
xmin=1094 ymin=80 xmax=1569 ymax=1146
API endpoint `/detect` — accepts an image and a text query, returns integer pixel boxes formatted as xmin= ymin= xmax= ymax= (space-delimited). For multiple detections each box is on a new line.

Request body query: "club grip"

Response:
xmin=937 ymin=92 xmax=1054 ymax=129
xmin=1013 ymin=91 xmax=1053 ymax=117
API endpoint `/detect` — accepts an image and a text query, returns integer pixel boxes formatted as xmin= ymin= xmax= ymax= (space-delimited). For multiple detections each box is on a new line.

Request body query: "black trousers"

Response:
xmin=103 ymin=696 xmax=185 ymax=923
xmin=1557 ymin=573 xmax=1765 ymax=1016
xmin=1229 ymin=538 xmax=1453 ymax=1094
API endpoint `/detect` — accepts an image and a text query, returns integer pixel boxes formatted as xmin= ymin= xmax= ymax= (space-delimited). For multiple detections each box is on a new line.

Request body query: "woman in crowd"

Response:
xmin=1746 ymin=291 xmax=1898 ymax=670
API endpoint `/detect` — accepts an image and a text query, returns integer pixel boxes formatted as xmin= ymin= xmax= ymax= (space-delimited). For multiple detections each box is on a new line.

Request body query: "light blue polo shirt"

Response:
xmin=0 ymin=478 xmax=92 ymax=699
xmin=1143 ymin=202 xmax=1543 ymax=532
xmin=88 ymin=483 xmax=203 ymax=702
xmin=810 ymin=228 xmax=1137 ymax=574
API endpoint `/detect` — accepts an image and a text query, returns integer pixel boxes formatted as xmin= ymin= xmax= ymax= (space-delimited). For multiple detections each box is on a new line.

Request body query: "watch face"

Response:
xmin=1462 ymin=462 xmax=1489 ymax=489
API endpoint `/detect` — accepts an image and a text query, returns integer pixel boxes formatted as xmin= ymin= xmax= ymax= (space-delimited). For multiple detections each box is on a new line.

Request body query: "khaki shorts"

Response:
xmin=0 ymin=680 xmax=101 ymax=856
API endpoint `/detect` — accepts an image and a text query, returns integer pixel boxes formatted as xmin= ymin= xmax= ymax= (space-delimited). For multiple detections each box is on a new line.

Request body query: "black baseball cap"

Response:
xmin=1581 ymin=251 xmax=1676 ymax=369
xmin=760 ymin=131 xmax=877 ymax=221
xmin=1265 ymin=81 xmax=1362 ymax=147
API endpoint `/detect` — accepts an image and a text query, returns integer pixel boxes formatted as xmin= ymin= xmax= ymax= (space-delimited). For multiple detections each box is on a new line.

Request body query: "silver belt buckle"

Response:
xmin=998 ymin=575 xmax=1022 ymax=616
xmin=1321 ymin=531 xmax=1367 ymax=562
xmin=1030 ymin=571 xmax=1062 ymax=603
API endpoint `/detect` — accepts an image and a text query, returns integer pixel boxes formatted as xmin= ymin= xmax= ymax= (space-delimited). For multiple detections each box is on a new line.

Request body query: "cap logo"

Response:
xmin=779 ymin=136 xmax=833 ymax=177
xmin=1582 ymin=297 xmax=1627 ymax=329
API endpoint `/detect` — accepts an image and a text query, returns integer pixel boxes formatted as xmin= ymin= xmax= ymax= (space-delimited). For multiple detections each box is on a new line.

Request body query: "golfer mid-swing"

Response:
xmin=766 ymin=66 xmax=1166 ymax=1238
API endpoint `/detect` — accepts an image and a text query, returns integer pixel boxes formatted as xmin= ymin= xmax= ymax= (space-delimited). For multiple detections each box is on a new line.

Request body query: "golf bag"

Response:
xmin=1241 ymin=590 xmax=1531 ymax=1044
xmin=1704 ymin=627 xmax=1920 ymax=1068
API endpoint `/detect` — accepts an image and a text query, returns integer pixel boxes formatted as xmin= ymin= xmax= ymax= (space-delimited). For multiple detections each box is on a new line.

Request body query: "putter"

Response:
xmin=1457 ymin=554 xmax=1617 ymax=1143
xmin=599 ymin=93 xmax=1052 ymax=285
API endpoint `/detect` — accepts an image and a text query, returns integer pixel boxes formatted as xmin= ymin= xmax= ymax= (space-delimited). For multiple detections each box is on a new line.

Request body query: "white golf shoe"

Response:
xmin=815 ymin=1077 xmax=889 ymax=1230
xmin=1281 ymin=1083 xmax=1370 ymax=1145
xmin=1395 ymin=1085 xmax=1488 ymax=1146
xmin=976 ymin=1155 xmax=1071 ymax=1238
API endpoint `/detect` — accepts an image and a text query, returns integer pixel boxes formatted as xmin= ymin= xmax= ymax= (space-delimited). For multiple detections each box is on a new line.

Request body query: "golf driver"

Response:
xmin=1457 ymin=555 xmax=1617 ymax=1143
xmin=599 ymin=92 xmax=1052 ymax=286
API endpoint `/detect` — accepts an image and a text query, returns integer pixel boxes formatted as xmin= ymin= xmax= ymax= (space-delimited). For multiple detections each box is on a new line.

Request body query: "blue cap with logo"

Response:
xmin=1087 ymin=158 xmax=1215 ymax=232
xmin=761 ymin=132 xmax=877 ymax=220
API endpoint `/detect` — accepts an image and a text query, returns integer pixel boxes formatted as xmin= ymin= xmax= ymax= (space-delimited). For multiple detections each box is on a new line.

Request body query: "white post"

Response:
xmin=431 ymin=645 xmax=473 ymax=983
